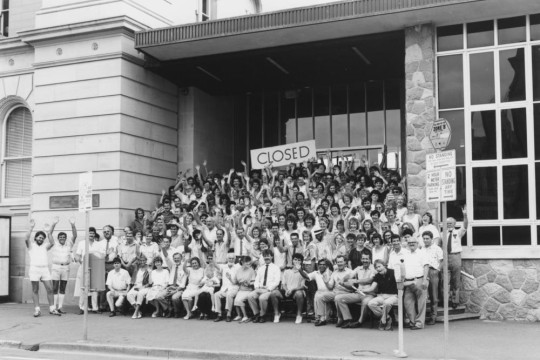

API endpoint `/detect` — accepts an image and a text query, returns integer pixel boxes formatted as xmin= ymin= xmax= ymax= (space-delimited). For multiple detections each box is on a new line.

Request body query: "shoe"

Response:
xmin=252 ymin=315 xmax=260 ymax=323
xmin=240 ymin=317 xmax=249 ymax=323
xmin=273 ymin=314 xmax=280 ymax=323
xmin=335 ymin=319 xmax=344 ymax=328
xmin=50 ymin=309 xmax=61 ymax=316
xmin=233 ymin=315 xmax=242 ymax=321
xmin=109 ymin=311 xmax=116 ymax=317
xmin=384 ymin=316 xmax=393 ymax=331
xmin=152 ymin=311 xmax=159 ymax=318
xmin=295 ymin=315 xmax=302 ymax=324
xmin=378 ymin=320 xmax=385 ymax=331
xmin=132 ymin=312 xmax=138 ymax=319
xmin=33 ymin=309 xmax=41 ymax=318
xmin=214 ymin=315 xmax=223 ymax=322
xmin=259 ymin=316 xmax=267 ymax=323
xmin=314 ymin=320 xmax=327 ymax=327
xmin=174 ymin=313 xmax=182 ymax=319
xmin=343 ymin=321 xmax=361 ymax=329
xmin=452 ymin=301 xmax=458 ymax=310
xmin=78 ymin=309 xmax=84 ymax=315
xmin=57 ymin=308 xmax=67 ymax=315
xmin=427 ymin=318 xmax=436 ymax=325
xmin=183 ymin=314 xmax=191 ymax=320
xmin=226 ymin=316 xmax=232 ymax=322
xmin=410 ymin=325 xmax=422 ymax=330
xmin=137 ymin=313 xmax=142 ymax=319
xmin=164 ymin=310 xmax=172 ymax=318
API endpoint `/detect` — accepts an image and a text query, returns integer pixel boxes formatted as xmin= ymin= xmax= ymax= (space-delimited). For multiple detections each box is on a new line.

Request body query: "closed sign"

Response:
xmin=250 ymin=140 xmax=317 ymax=169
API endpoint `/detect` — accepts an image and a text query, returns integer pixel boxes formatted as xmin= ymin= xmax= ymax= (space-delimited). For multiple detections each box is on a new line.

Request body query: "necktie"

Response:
xmin=447 ymin=230 xmax=453 ymax=254
xmin=105 ymin=239 xmax=110 ymax=260
xmin=142 ymin=270 xmax=149 ymax=286
xmin=240 ymin=237 xmax=243 ymax=256
xmin=173 ymin=264 xmax=179 ymax=285
xmin=263 ymin=264 xmax=269 ymax=286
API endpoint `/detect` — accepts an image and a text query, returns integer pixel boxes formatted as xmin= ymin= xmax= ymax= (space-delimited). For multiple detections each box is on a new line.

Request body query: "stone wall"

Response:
xmin=404 ymin=24 xmax=437 ymax=218
xmin=461 ymin=260 xmax=540 ymax=321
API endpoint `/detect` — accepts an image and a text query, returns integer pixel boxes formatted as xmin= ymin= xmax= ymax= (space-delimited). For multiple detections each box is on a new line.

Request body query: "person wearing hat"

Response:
xmin=105 ymin=257 xmax=131 ymax=317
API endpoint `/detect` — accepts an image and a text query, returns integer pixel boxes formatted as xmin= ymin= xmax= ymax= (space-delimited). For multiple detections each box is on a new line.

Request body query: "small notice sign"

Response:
xmin=428 ymin=118 xmax=452 ymax=150
xmin=78 ymin=171 xmax=93 ymax=212
xmin=426 ymin=150 xmax=456 ymax=202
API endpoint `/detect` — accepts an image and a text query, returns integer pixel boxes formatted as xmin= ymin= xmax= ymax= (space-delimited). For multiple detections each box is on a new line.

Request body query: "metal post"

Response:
xmin=394 ymin=287 xmax=407 ymax=358
xmin=82 ymin=211 xmax=90 ymax=341
xmin=442 ymin=202 xmax=449 ymax=360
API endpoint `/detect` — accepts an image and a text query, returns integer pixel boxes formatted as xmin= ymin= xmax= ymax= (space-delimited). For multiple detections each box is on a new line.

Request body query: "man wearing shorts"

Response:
xmin=48 ymin=216 xmax=77 ymax=314
xmin=25 ymin=218 xmax=60 ymax=317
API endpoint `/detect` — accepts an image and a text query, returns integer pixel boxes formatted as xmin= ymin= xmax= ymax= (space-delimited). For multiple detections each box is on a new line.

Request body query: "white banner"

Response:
xmin=250 ymin=140 xmax=316 ymax=169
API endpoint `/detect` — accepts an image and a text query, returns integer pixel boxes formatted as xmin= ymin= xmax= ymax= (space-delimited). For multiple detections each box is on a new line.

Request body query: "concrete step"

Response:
xmin=436 ymin=305 xmax=466 ymax=316
xmin=435 ymin=312 xmax=481 ymax=322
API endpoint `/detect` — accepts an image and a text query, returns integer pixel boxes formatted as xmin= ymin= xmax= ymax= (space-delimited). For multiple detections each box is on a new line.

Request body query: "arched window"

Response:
xmin=3 ymin=106 xmax=32 ymax=199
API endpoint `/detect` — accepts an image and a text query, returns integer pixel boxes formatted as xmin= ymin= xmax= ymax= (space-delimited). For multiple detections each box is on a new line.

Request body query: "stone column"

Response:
xmin=404 ymin=24 xmax=437 ymax=217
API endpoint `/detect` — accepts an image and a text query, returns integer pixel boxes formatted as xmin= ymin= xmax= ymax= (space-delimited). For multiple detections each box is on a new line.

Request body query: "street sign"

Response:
xmin=78 ymin=171 xmax=93 ymax=212
xmin=426 ymin=149 xmax=455 ymax=171
xmin=428 ymin=118 xmax=452 ymax=150
xmin=426 ymin=150 xmax=456 ymax=202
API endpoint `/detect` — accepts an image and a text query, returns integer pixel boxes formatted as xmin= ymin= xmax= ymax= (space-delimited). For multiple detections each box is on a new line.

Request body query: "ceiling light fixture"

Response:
xmin=196 ymin=66 xmax=222 ymax=82
xmin=266 ymin=57 xmax=289 ymax=75
xmin=352 ymin=47 xmax=371 ymax=65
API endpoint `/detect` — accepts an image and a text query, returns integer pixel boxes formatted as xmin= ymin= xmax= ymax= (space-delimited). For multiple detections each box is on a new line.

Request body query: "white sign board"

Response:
xmin=78 ymin=171 xmax=93 ymax=212
xmin=426 ymin=150 xmax=456 ymax=202
xmin=429 ymin=118 xmax=452 ymax=150
xmin=250 ymin=140 xmax=316 ymax=170
xmin=426 ymin=150 xmax=456 ymax=171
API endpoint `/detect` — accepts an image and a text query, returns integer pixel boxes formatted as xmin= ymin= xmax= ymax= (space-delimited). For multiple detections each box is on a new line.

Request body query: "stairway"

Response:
xmin=433 ymin=305 xmax=480 ymax=322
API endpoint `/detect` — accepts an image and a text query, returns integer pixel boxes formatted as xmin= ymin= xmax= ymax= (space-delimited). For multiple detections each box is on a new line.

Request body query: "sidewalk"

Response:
xmin=0 ymin=303 xmax=538 ymax=360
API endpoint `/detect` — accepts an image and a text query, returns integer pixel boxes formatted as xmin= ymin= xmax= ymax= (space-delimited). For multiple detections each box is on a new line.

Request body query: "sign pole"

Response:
xmin=83 ymin=211 xmax=89 ymax=341
xmin=442 ymin=202 xmax=449 ymax=360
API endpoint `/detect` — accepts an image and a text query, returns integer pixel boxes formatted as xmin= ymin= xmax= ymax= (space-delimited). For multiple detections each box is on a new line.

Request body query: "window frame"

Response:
xmin=0 ymin=0 xmax=8 ymax=37
xmin=436 ymin=14 xmax=540 ymax=257
xmin=1 ymin=105 xmax=32 ymax=204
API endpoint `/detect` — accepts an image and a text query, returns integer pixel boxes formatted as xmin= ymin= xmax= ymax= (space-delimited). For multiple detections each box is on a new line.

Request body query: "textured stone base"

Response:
xmin=461 ymin=259 xmax=540 ymax=321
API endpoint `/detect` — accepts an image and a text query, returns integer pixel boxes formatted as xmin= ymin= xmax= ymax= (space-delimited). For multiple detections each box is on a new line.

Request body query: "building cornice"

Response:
xmin=18 ymin=16 xmax=149 ymax=46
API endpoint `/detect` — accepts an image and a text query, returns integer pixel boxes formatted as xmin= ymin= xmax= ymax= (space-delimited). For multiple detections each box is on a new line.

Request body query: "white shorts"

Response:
xmin=29 ymin=266 xmax=52 ymax=282
xmin=51 ymin=264 xmax=70 ymax=281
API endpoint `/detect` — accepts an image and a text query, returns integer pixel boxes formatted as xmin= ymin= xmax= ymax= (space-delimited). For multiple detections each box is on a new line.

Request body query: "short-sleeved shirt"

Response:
xmin=235 ymin=266 xmax=256 ymax=291
xmin=307 ymin=269 xmax=332 ymax=292
xmin=373 ymin=269 xmax=398 ymax=295
xmin=282 ymin=269 xmax=305 ymax=291
xmin=106 ymin=268 xmax=131 ymax=291
xmin=331 ymin=267 xmax=354 ymax=294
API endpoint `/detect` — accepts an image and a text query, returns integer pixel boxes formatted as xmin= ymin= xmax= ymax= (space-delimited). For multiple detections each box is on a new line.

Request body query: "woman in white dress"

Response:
xmin=146 ymin=256 xmax=170 ymax=317
xmin=371 ymin=233 xmax=389 ymax=265
xmin=181 ymin=257 xmax=205 ymax=319
xmin=402 ymin=201 xmax=422 ymax=233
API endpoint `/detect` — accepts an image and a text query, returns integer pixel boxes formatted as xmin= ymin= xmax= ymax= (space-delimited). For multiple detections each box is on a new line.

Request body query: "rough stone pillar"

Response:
xmin=405 ymin=24 xmax=437 ymax=217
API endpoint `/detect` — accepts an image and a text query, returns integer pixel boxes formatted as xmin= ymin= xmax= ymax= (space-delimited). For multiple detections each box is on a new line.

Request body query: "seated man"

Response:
xmin=279 ymin=253 xmax=306 ymax=324
xmin=367 ymin=259 xmax=398 ymax=330
xmin=298 ymin=258 xmax=333 ymax=326
xmin=336 ymin=253 xmax=376 ymax=329
xmin=106 ymin=257 xmax=131 ymax=317
xmin=214 ymin=252 xmax=241 ymax=322
xmin=247 ymin=249 xmax=282 ymax=323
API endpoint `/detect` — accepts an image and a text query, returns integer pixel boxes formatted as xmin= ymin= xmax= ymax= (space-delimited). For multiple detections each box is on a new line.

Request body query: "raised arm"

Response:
xmin=48 ymin=216 xmax=59 ymax=241
xmin=69 ymin=216 xmax=78 ymax=245
xmin=25 ymin=218 xmax=35 ymax=249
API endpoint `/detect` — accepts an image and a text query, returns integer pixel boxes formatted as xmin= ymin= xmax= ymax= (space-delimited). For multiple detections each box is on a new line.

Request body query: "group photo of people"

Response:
xmin=25 ymin=152 xmax=467 ymax=331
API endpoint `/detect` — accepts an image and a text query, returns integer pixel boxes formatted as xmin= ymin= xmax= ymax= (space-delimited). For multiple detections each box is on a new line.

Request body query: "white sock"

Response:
xmin=59 ymin=294 xmax=65 ymax=309
xmin=49 ymin=305 xmax=55 ymax=312
xmin=53 ymin=294 xmax=58 ymax=308
xmin=35 ymin=306 xmax=40 ymax=311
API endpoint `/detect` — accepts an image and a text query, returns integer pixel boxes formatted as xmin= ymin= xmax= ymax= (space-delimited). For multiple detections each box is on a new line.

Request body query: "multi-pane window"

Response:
xmin=437 ymin=14 xmax=540 ymax=247
xmin=0 ymin=0 xmax=8 ymax=37
xmin=3 ymin=107 xmax=32 ymax=199
xmin=198 ymin=0 xmax=210 ymax=21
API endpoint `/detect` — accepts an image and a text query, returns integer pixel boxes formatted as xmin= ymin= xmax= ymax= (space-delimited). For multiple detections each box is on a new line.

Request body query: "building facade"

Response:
xmin=1 ymin=0 xmax=540 ymax=320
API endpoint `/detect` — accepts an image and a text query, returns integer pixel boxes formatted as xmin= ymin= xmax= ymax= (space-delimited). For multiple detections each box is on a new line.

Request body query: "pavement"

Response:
xmin=0 ymin=303 xmax=539 ymax=360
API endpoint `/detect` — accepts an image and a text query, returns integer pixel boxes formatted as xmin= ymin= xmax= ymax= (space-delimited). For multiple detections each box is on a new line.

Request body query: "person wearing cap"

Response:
xmin=402 ymin=236 xmax=429 ymax=329
xmin=105 ymin=257 xmax=131 ymax=317
xmin=127 ymin=253 xmax=152 ymax=319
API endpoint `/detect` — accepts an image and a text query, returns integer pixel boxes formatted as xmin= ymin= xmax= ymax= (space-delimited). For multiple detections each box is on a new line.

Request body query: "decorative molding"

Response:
xmin=32 ymin=51 xmax=145 ymax=70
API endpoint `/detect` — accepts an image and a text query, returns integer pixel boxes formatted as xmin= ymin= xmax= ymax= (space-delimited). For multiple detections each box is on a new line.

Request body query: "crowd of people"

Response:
xmin=26 ymin=153 xmax=468 ymax=331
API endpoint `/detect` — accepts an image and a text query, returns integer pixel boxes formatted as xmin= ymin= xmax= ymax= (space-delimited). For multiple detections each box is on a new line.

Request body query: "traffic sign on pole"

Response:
xmin=78 ymin=171 xmax=93 ymax=212
xmin=426 ymin=150 xmax=456 ymax=203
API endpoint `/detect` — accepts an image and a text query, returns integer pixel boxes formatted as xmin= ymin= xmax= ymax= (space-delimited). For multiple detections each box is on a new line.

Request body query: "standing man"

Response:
xmin=25 ymin=219 xmax=60 ymax=317
xmin=447 ymin=206 xmax=468 ymax=308
xmin=422 ymin=230 xmax=443 ymax=325
xmin=100 ymin=225 xmax=119 ymax=312
xmin=118 ymin=227 xmax=139 ymax=276
xmin=48 ymin=216 xmax=77 ymax=314
xmin=403 ymin=237 xmax=429 ymax=330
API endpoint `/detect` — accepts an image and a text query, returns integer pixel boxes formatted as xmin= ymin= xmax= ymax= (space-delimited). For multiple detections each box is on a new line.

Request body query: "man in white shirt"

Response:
xmin=232 ymin=227 xmax=251 ymax=261
xmin=299 ymin=259 xmax=333 ymax=326
xmin=326 ymin=255 xmax=354 ymax=328
xmin=214 ymin=252 xmax=240 ymax=322
xmin=48 ymin=216 xmax=77 ymax=314
xmin=100 ymin=225 xmax=119 ymax=311
xmin=106 ymin=257 xmax=131 ymax=317
xmin=422 ymin=230 xmax=443 ymax=325
xmin=388 ymin=233 xmax=409 ymax=270
xmin=25 ymin=219 xmax=59 ymax=317
xmin=247 ymin=250 xmax=282 ymax=323
xmin=403 ymin=237 xmax=429 ymax=330
xmin=158 ymin=252 xmax=187 ymax=318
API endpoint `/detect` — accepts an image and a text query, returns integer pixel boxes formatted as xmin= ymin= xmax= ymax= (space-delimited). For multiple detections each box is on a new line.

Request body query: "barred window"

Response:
xmin=3 ymin=107 xmax=32 ymax=199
